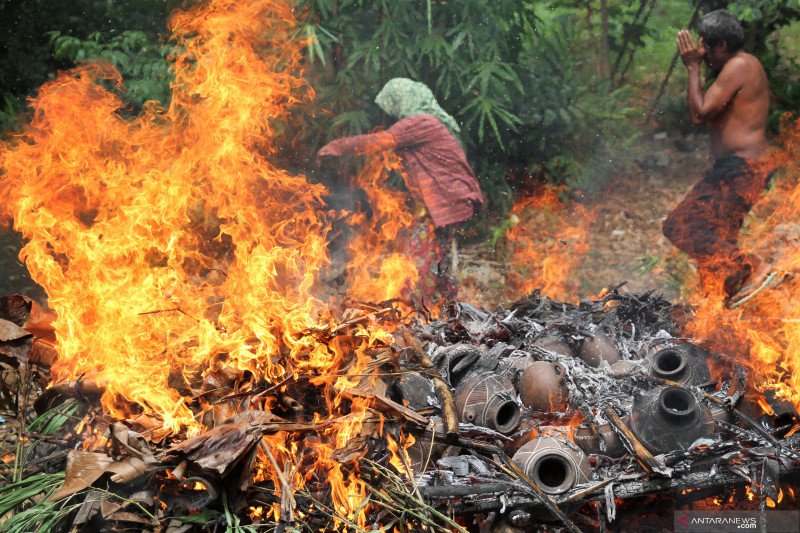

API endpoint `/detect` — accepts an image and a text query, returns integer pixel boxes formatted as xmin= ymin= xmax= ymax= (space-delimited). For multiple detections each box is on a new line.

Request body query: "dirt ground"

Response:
xmin=0 ymin=131 xmax=708 ymax=309
xmin=459 ymin=132 xmax=710 ymax=308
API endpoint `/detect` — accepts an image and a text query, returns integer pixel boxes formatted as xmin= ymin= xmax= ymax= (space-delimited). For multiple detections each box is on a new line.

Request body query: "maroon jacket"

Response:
xmin=321 ymin=114 xmax=484 ymax=228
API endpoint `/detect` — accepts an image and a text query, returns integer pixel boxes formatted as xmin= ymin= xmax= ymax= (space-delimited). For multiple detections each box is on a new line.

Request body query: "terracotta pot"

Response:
xmin=454 ymin=373 xmax=521 ymax=434
xmin=531 ymin=335 xmax=574 ymax=358
xmin=573 ymin=423 xmax=626 ymax=458
xmin=709 ymin=404 xmax=733 ymax=424
xmin=519 ymin=361 xmax=569 ymax=412
xmin=629 ymin=386 xmax=716 ymax=455
xmin=497 ymin=354 xmax=536 ymax=388
xmin=578 ymin=332 xmax=621 ymax=367
xmin=647 ymin=343 xmax=711 ymax=387
xmin=512 ymin=437 xmax=591 ymax=496
xmin=431 ymin=343 xmax=481 ymax=387
xmin=395 ymin=373 xmax=435 ymax=411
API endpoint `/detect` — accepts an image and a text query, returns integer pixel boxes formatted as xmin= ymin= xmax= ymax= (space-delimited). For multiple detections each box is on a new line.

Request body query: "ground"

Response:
xmin=459 ymin=131 xmax=709 ymax=308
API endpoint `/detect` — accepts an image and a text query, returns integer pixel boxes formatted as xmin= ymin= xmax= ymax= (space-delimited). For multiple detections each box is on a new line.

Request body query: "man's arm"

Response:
xmin=678 ymin=31 xmax=744 ymax=125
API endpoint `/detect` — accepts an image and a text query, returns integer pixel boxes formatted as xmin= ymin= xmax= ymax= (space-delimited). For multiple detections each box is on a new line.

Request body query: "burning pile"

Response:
xmin=1 ymin=0 xmax=800 ymax=531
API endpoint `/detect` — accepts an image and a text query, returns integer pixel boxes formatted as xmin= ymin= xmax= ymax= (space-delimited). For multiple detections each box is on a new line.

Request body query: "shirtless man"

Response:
xmin=662 ymin=9 xmax=771 ymax=301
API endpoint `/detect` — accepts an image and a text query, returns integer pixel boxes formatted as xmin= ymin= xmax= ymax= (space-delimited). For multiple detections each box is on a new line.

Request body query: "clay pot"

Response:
xmin=519 ymin=361 xmax=569 ymax=412
xmin=647 ymin=343 xmax=711 ymax=387
xmin=394 ymin=373 xmax=435 ymax=411
xmin=629 ymin=386 xmax=716 ymax=455
xmin=431 ymin=343 xmax=481 ymax=387
xmin=709 ymin=404 xmax=733 ymax=424
xmin=531 ymin=335 xmax=574 ymax=358
xmin=512 ymin=437 xmax=591 ymax=496
xmin=578 ymin=332 xmax=621 ymax=367
xmin=497 ymin=354 xmax=536 ymax=388
xmin=573 ymin=423 xmax=626 ymax=458
xmin=454 ymin=373 xmax=521 ymax=434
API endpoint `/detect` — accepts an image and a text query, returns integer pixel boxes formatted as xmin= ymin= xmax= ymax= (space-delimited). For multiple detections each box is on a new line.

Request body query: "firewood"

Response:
xmin=400 ymin=331 xmax=459 ymax=442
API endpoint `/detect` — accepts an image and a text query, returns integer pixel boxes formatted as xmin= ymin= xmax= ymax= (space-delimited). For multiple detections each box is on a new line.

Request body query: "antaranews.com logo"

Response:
xmin=677 ymin=515 xmax=757 ymax=529
xmin=674 ymin=511 xmax=799 ymax=533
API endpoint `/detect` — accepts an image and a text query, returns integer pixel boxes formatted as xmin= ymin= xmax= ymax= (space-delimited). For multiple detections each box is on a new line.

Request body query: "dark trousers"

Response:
xmin=662 ymin=156 xmax=769 ymax=295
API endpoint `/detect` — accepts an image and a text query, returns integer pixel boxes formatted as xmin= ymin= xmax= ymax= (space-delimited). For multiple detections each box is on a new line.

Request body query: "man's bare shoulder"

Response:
xmin=722 ymin=52 xmax=766 ymax=77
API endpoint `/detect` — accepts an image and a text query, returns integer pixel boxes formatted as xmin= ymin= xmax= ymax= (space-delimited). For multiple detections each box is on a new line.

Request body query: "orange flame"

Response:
xmin=0 ymin=0 xmax=334 ymax=432
xmin=682 ymin=115 xmax=800 ymax=411
xmin=387 ymin=432 xmax=417 ymax=481
xmin=506 ymin=186 xmax=593 ymax=301
xmin=345 ymin=150 xmax=420 ymax=304
xmin=0 ymin=0 xmax=397 ymax=526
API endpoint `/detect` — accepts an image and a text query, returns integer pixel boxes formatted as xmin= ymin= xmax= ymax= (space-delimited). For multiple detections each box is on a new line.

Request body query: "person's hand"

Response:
xmin=316 ymin=142 xmax=342 ymax=166
xmin=677 ymin=30 xmax=705 ymax=67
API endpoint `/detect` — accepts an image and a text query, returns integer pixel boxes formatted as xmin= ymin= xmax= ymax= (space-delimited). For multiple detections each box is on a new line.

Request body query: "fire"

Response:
xmin=0 ymin=0 xmax=402 ymax=526
xmin=387 ymin=431 xmax=416 ymax=481
xmin=505 ymin=186 xmax=592 ymax=301
xmin=681 ymin=115 xmax=800 ymax=411
xmin=344 ymin=150 xmax=420 ymax=305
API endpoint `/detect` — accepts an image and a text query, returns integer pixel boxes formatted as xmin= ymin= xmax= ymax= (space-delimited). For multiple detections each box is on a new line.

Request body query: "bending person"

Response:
xmin=317 ymin=78 xmax=484 ymax=304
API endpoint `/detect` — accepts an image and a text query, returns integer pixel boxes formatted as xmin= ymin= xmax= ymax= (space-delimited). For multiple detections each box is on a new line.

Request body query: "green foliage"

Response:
xmin=295 ymin=0 xmax=655 ymax=219
xmin=0 ymin=472 xmax=76 ymax=533
xmin=27 ymin=398 xmax=78 ymax=436
xmin=0 ymin=1 xmax=178 ymax=119
xmin=48 ymin=30 xmax=173 ymax=108
xmin=0 ymin=95 xmax=22 ymax=132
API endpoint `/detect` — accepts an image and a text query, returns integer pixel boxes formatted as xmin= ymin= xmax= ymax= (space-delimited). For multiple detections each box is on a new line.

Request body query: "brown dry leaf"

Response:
xmin=49 ymin=451 xmax=114 ymax=501
xmin=108 ymin=456 xmax=150 ymax=483
xmin=110 ymin=422 xmax=157 ymax=464
xmin=73 ymin=491 xmax=103 ymax=525
xmin=0 ymin=318 xmax=30 ymax=342
xmin=49 ymin=451 xmax=155 ymax=501
xmin=23 ymin=300 xmax=57 ymax=339
xmin=0 ymin=318 xmax=32 ymax=366
xmin=0 ymin=294 xmax=32 ymax=326
xmin=34 ymin=379 xmax=104 ymax=414
xmin=166 ymin=423 xmax=261 ymax=476
xmin=28 ymin=337 xmax=58 ymax=367
xmin=104 ymin=510 xmax=156 ymax=526
xmin=165 ymin=411 xmax=321 ymax=477
xmin=100 ymin=499 xmax=124 ymax=519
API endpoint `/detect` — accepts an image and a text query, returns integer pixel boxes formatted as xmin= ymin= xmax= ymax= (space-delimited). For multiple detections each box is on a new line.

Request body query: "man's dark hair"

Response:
xmin=696 ymin=9 xmax=745 ymax=52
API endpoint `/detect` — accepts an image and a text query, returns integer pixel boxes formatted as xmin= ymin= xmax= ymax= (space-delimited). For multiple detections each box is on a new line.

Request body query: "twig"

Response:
xmin=260 ymin=441 xmax=296 ymax=522
xmin=560 ymin=476 xmax=620 ymax=504
xmin=604 ymin=405 xmax=672 ymax=477
xmin=136 ymin=307 xmax=201 ymax=322
xmin=400 ymin=331 xmax=459 ymax=442
xmin=728 ymin=272 xmax=780 ymax=309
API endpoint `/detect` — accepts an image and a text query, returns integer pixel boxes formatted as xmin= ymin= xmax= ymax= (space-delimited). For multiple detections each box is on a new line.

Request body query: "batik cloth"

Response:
xmin=662 ymin=156 xmax=770 ymax=296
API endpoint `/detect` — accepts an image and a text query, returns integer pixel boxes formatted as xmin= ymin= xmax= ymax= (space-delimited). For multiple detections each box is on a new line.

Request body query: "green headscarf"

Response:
xmin=374 ymin=78 xmax=461 ymax=138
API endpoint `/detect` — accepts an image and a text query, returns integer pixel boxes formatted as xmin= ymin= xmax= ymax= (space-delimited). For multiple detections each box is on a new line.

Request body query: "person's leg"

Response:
xmin=663 ymin=159 xmax=764 ymax=298
xmin=434 ymin=225 xmax=458 ymax=303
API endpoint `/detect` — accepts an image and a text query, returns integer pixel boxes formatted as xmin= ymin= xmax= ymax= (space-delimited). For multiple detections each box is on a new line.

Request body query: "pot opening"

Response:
xmin=660 ymin=387 xmax=695 ymax=417
xmin=653 ymin=349 xmax=686 ymax=377
xmin=494 ymin=400 xmax=521 ymax=433
xmin=534 ymin=456 xmax=571 ymax=492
